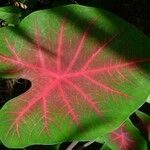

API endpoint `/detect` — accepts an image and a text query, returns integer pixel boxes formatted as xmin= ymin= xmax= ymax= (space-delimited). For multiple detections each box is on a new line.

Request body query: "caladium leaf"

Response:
xmin=103 ymin=110 xmax=150 ymax=150
xmin=0 ymin=4 xmax=150 ymax=148
xmin=136 ymin=111 xmax=150 ymax=141
xmin=103 ymin=118 xmax=148 ymax=150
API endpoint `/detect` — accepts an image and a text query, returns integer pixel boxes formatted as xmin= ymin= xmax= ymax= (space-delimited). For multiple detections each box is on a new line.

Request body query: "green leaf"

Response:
xmin=0 ymin=6 xmax=22 ymax=26
xmin=146 ymin=95 xmax=150 ymax=103
xmin=0 ymin=4 xmax=150 ymax=148
xmin=101 ymin=144 xmax=111 ymax=150
xmin=136 ymin=111 xmax=150 ymax=141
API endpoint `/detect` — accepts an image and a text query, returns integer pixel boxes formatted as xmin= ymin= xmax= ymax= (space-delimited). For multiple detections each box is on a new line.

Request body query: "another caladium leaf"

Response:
xmin=147 ymin=95 xmax=150 ymax=103
xmin=0 ymin=5 xmax=150 ymax=148
xmin=136 ymin=111 xmax=150 ymax=141
xmin=101 ymin=144 xmax=111 ymax=150
xmin=0 ymin=6 xmax=21 ymax=26
xmin=103 ymin=119 xmax=148 ymax=150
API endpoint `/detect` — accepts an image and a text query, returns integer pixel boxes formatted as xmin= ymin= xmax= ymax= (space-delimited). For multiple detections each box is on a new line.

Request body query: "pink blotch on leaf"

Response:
xmin=110 ymin=125 xmax=136 ymax=150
